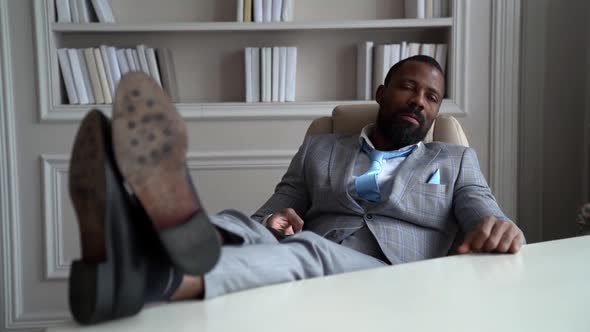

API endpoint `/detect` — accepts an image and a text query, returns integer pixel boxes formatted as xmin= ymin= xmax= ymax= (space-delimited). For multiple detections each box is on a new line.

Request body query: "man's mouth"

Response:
xmin=398 ymin=113 xmax=420 ymax=126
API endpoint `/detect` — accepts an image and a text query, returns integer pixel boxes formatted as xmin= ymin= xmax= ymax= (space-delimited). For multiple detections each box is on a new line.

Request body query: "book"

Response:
xmin=244 ymin=0 xmax=252 ymax=22
xmin=404 ymin=0 xmax=425 ymax=19
xmin=244 ymin=48 xmax=253 ymax=102
xmin=55 ymin=0 xmax=72 ymax=23
xmin=400 ymin=41 xmax=409 ymax=60
xmin=237 ymin=0 xmax=244 ymax=22
xmin=384 ymin=44 xmax=392 ymax=78
xmin=136 ymin=44 xmax=151 ymax=74
xmin=408 ymin=42 xmax=421 ymax=57
xmin=77 ymin=0 xmax=93 ymax=23
xmin=156 ymin=48 xmax=180 ymax=102
xmin=91 ymin=0 xmax=115 ymax=23
xmin=441 ymin=0 xmax=449 ymax=17
xmin=125 ymin=48 xmax=137 ymax=71
xmin=261 ymin=47 xmax=270 ymax=102
xmin=99 ymin=45 xmax=114 ymax=95
xmin=251 ymin=47 xmax=260 ymax=102
xmin=77 ymin=48 xmax=96 ymax=104
xmin=93 ymin=48 xmax=112 ymax=103
xmin=253 ymin=0 xmax=263 ymax=22
xmin=282 ymin=0 xmax=293 ymax=21
xmin=425 ymin=0 xmax=434 ymax=18
xmin=356 ymin=41 xmax=373 ymax=100
xmin=272 ymin=46 xmax=279 ymax=102
xmin=263 ymin=0 xmax=272 ymax=22
xmin=67 ymin=48 xmax=89 ymax=104
xmin=389 ymin=43 xmax=401 ymax=68
xmin=272 ymin=0 xmax=282 ymax=22
xmin=373 ymin=44 xmax=387 ymax=92
xmin=146 ymin=47 xmax=162 ymax=86
xmin=116 ymin=49 xmax=130 ymax=75
xmin=69 ymin=0 xmax=80 ymax=23
xmin=83 ymin=48 xmax=105 ymax=104
xmin=433 ymin=0 xmax=443 ymax=18
xmin=132 ymin=49 xmax=141 ymax=72
xmin=57 ymin=48 xmax=78 ymax=104
xmin=278 ymin=46 xmax=287 ymax=102
xmin=106 ymin=46 xmax=121 ymax=89
xmin=285 ymin=46 xmax=297 ymax=102
xmin=435 ymin=43 xmax=447 ymax=73
xmin=420 ymin=43 xmax=436 ymax=57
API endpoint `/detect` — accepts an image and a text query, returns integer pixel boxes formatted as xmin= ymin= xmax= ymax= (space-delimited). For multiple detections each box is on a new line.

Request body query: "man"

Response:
xmin=67 ymin=55 xmax=525 ymax=325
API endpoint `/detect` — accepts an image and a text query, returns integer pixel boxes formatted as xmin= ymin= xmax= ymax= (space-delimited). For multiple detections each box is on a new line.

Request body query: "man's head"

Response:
xmin=373 ymin=55 xmax=445 ymax=151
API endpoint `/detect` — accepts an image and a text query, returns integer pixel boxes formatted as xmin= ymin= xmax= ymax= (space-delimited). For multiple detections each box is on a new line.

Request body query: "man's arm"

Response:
xmin=251 ymin=136 xmax=312 ymax=225
xmin=453 ymin=147 xmax=525 ymax=253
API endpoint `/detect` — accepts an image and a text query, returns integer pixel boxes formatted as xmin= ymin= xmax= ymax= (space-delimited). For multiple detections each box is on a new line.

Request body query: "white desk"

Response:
xmin=48 ymin=236 xmax=590 ymax=332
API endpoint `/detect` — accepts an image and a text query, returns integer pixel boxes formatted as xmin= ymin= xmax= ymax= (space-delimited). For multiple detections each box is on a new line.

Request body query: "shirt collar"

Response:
xmin=359 ymin=123 xmax=421 ymax=152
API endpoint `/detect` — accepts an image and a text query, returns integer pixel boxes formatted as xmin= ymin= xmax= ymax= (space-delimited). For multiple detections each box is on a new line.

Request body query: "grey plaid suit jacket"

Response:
xmin=252 ymin=134 xmax=512 ymax=265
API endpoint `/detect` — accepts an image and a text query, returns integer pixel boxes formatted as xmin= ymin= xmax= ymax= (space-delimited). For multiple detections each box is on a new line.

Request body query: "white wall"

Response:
xmin=519 ymin=0 xmax=590 ymax=242
xmin=0 ymin=0 xmax=509 ymax=330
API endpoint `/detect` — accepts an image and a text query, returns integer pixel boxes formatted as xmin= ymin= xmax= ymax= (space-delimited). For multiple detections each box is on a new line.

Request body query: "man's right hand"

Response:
xmin=266 ymin=208 xmax=304 ymax=235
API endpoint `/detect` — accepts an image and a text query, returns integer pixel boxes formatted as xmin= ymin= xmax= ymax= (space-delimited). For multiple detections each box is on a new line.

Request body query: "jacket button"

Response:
xmin=366 ymin=214 xmax=373 ymax=220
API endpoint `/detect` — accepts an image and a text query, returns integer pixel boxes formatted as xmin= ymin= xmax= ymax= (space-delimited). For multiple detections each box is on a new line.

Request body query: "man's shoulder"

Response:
xmin=424 ymin=141 xmax=470 ymax=157
xmin=305 ymin=133 xmax=358 ymax=146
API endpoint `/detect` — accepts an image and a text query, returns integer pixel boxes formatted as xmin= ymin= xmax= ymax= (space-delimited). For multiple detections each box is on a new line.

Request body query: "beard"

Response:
xmin=376 ymin=106 xmax=431 ymax=149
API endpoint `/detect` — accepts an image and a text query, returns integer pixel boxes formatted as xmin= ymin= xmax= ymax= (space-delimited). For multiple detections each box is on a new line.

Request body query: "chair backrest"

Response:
xmin=305 ymin=104 xmax=469 ymax=147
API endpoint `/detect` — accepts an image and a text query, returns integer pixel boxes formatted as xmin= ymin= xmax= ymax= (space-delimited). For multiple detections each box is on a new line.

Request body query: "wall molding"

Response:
xmin=489 ymin=0 xmax=521 ymax=221
xmin=517 ymin=0 xmax=547 ymax=243
xmin=0 ymin=0 xmax=27 ymax=330
xmin=42 ymin=150 xmax=295 ymax=281
xmin=41 ymin=156 xmax=70 ymax=280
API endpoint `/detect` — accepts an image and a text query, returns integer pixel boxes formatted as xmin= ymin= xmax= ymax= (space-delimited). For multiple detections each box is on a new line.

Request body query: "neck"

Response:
xmin=369 ymin=130 xmax=404 ymax=151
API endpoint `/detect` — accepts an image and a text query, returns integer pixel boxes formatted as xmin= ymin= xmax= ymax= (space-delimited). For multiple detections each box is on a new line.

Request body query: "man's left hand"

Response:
xmin=456 ymin=216 xmax=525 ymax=254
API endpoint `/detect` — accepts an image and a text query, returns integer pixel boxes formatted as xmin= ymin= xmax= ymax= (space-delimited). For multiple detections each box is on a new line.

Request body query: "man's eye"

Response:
xmin=428 ymin=95 xmax=438 ymax=103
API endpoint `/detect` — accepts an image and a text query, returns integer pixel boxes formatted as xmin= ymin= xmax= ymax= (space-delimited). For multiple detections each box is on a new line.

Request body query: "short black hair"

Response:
xmin=383 ymin=55 xmax=444 ymax=87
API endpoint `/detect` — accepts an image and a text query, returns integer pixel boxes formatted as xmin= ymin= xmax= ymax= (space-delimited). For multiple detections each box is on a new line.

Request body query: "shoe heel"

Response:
xmin=69 ymin=260 xmax=114 ymax=325
xmin=159 ymin=210 xmax=221 ymax=275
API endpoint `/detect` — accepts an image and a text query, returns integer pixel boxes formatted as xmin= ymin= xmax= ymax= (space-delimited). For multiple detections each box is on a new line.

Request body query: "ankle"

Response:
xmin=170 ymin=275 xmax=204 ymax=301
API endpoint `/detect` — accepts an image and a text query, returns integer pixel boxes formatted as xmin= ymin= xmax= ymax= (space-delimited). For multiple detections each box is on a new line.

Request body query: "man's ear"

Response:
xmin=375 ymin=85 xmax=385 ymax=106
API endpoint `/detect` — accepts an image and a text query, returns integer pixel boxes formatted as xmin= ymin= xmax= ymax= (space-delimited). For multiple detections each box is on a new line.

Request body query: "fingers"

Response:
xmin=268 ymin=208 xmax=304 ymax=234
xmin=461 ymin=216 xmax=525 ymax=254
xmin=284 ymin=208 xmax=304 ymax=233
xmin=466 ymin=216 xmax=495 ymax=251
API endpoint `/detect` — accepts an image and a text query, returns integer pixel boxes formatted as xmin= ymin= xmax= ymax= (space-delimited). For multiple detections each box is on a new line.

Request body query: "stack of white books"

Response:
xmin=357 ymin=41 xmax=447 ymax=100
xmin=244 ymin=46 xmax=297 ymax=103
xmin=404 ymin=0 xmax=449 ymax=19
xmin=237 ymin=0 xmax=294 ymax=22
xmin=55 ymin=0 xmax=116 ymax=23
xmin=57 ymin=45 xmax=179 ymax=105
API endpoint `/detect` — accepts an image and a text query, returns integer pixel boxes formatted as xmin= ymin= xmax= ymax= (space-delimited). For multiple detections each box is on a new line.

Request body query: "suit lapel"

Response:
xmin=388 ymin=143 xmax=441 ymax=204
xmin=329 ymin=135 xmax=364 ymax=213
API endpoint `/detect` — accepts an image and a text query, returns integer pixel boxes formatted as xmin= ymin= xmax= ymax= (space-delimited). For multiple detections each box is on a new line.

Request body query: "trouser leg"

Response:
xmin=209 ymin=209 xmax=278 ymax=245
xmin=203 ymin=231 xmax=387 ymax=299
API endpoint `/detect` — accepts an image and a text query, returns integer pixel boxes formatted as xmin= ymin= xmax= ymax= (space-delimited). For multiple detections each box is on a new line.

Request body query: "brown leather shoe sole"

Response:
xmin=112 ymin=72 xmax=220 ymax=275
xmin=68 ymin=110 xmax=108 ymax=263
xmin=68 ymin=110 xmax=146 ymax=324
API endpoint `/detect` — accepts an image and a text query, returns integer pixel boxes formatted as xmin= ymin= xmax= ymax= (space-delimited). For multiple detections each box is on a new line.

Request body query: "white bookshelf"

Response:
xmin=34 ymin=0 xmax=467 ymax=122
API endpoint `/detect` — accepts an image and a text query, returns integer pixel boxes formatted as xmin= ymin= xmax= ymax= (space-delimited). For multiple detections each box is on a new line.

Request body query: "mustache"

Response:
xmin=396 ymin=106 xmax=425 ymax=126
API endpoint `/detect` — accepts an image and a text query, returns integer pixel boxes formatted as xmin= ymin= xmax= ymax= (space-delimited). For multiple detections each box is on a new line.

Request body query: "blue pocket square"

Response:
xmin=427 ymin=169 xmax=441 ymax=184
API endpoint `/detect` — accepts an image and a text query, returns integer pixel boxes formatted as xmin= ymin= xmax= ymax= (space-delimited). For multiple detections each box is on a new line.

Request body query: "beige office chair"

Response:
xmin=305 ymin=103 xmax=469 ymax=254
xmin=305 ymin=104 xmax=469 ymax=147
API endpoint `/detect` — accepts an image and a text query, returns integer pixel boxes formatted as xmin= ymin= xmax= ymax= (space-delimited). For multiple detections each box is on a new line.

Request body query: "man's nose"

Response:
xmin=408 ymin=92 xmax=426 ymax=110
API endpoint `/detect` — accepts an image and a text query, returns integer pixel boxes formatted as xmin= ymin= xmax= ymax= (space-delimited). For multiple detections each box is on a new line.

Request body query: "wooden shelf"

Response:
xmin=51 ymin=18 xmax=453 ymax=33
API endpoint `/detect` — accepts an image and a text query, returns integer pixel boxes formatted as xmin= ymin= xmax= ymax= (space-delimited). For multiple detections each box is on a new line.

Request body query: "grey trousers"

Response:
xmin=203 ymin=210 xmax=388 ymax=299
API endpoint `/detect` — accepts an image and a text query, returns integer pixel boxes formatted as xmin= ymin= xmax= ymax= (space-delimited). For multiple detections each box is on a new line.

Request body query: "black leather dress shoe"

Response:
xmin=111 ymin=72 xmax=221 ymax=276
xmin=68 ymin=110 xmax=149 ymax=325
